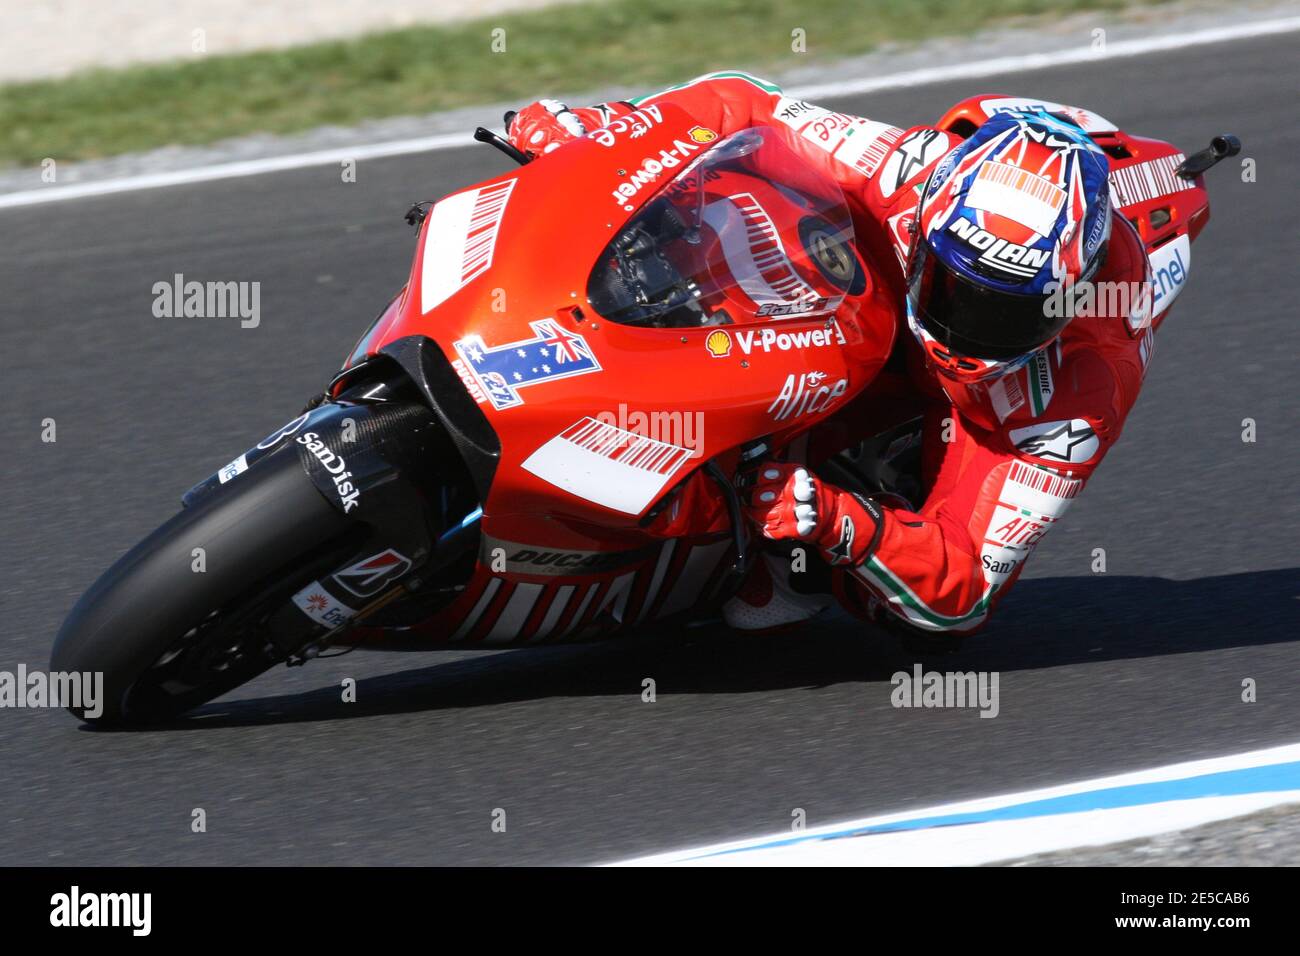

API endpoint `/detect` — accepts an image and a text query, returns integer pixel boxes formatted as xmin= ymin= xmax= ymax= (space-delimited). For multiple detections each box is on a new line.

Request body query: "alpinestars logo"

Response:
xmin=1011 ymin=419 xmax=1099 ymax=463
xmin=333 ymin=549 xmax=412 ymax=597
xmin=882 ymin=128 xmax=950 ymax=197
xmin=826 ymin=514 xmax=855 ymax=565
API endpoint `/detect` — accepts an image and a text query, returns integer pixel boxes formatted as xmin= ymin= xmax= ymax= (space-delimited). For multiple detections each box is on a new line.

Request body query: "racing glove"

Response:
xmin=745 ymin=462 xmax=884 ymax=568
xmin=505 ymin=99 xmax=631 ymax=159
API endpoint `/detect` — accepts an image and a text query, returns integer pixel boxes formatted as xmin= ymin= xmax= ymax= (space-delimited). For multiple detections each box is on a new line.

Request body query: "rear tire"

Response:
xmin=51 ymin=442 xmax=355 ymax=725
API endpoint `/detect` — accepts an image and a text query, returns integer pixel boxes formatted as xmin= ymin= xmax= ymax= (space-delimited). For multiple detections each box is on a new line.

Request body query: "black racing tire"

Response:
xmin=50 ymin=441 xmax=356 ymax=726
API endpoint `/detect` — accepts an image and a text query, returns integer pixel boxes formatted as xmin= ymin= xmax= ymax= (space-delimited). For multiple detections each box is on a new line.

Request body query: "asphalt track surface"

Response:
xmin=2 ymin=32 xmax=1297 ymax=866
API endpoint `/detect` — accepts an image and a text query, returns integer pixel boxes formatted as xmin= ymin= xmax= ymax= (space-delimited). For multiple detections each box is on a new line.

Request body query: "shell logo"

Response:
xmin=689 ymin=126 xmax=719 ymax=145
xmin=705 ymin=329 xmax=732 ymax=358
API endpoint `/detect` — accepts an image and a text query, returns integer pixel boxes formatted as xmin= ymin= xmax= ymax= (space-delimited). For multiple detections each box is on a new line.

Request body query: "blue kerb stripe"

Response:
xmin=690 ymin=760 xmax=1300 ymax=860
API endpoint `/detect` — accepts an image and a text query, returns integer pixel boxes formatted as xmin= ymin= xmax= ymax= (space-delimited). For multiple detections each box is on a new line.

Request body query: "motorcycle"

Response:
xmin=51 ymin=95 xmax=1238 ymax=723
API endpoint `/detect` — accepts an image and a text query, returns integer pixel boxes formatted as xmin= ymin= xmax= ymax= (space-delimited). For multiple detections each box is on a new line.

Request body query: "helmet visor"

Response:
xmin=907 ymin=240 xmax=1066 ymax=361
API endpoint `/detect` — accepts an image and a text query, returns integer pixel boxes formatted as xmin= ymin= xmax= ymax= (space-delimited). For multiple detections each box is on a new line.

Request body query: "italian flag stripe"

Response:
xmin=858 ymin=556 xmax=995 ymax=630
xmin=1028 ymin=363 xmax=1046 ymax=416
xmin=629 ymin=71 xmax=782 ymax=105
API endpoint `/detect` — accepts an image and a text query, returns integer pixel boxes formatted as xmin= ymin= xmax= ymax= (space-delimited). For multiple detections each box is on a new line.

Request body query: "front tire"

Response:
xmin=51 ymin=443 xmax=356 ymax=725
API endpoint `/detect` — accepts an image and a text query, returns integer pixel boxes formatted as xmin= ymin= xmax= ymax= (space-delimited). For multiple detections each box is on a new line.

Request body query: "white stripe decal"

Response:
xmin=637 ymin=540 xmax=677 ymax=624
xmin=531 ymin=584 xmax=575 ymax=642
xmin=420 ymin=179 xmax=515 ymax=313
xmin=450 ymin=577 xmax=501 ymax=641
xmin=589 ymin=571 xmax=637 ymax=628
xmin=1109 ymin=153 xmax=1194 ymax=207
xmin=485 ymin=581 xmax=543 ymax=642
xmin=656 ymin=540 xmax=732 ymax=619
xmin=561 ymin=584 xmax=599 ymax=638
xmin=966 ymin=162 xmax=1064 ymax=236
xmin=522 ymin=418 xmax=693 ymax=515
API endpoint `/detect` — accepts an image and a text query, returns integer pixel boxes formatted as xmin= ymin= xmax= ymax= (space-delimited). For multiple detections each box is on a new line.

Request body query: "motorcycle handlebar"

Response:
xmin=474 ymin=126 xmax=531 ymax=166
xmin=1176 ymin=134 xmax=1241 ymax=180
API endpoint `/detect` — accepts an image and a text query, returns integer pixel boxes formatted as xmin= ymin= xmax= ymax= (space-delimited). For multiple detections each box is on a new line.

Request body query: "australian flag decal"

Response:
xmin=453 ymin=319 xmax=601 ymax=410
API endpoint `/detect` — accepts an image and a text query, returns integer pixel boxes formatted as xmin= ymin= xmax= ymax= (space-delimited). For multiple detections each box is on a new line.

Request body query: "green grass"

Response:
xmin=0 ymin=0 xmax=1167 ymax=168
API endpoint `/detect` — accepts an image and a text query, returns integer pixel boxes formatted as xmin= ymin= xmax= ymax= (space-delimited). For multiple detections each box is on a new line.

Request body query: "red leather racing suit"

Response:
xmin=513 ymin=72 xmax=1157 ymax=635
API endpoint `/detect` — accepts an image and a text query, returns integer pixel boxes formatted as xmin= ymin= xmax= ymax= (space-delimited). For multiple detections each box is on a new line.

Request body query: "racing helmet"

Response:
xmin=906 ymin=110 xmax=1113 ymax=383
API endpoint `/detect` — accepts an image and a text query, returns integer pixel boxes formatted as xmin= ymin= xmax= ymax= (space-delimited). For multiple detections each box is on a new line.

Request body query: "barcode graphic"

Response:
xmin=1003 ymin=371 xmax=1025 ymax=410
xmin=977 ymin=162 xmax=1064 ymax=209
xmin=1009 ymin=460 xmax=1082 ymax=499
xmin=560 ymin=418 xmax=692 ymax=476
xmin=462 ymin=180 xmax=516 ymax=282
xmin=854 ymin=126 xmax=903 ymax=177
xmin=1109 ymin=154 xmax=1192 ymax=207
xmin=732 ymin=193 xmax=820 ymax=302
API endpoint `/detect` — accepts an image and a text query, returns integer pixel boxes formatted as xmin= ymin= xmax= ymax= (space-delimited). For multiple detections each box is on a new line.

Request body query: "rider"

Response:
xmin=505 ymin=74 xmax=1154 ymax=644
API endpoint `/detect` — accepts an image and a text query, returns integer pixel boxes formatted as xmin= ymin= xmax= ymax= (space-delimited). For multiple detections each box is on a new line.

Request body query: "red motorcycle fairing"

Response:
xmin=339 ymin=105 xmax=900 ymax=645
xmin=349 ymin=532 xmax=740 ymax=648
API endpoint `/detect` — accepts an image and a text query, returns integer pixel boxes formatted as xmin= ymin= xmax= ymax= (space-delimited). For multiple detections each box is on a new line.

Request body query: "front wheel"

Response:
xmin=51 ymin=441 xmax=357 ymax=725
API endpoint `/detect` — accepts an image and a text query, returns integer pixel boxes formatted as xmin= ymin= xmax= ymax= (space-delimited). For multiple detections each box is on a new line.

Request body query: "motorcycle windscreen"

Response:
xmin=585 ymin=126 xmax=860 ymax=329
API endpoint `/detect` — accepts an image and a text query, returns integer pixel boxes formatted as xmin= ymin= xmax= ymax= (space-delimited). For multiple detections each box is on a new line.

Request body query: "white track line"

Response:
xmin=613 ymin=742 xmax=1300 ymax=866
xmin=1 ymin=15 xmax=1297 ymax=211
xmin=0 ymin=132 xmax=471 ymax=211
xmin=639 ymin=792 xmax=1300 ymax=866
xmin=789 ymin=15 xmax=1300 ymax=100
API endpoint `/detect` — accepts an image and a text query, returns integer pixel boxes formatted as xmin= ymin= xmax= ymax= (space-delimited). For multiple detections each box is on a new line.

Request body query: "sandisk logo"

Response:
xmin=297 ymin=431 xmax=361 ymax=512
